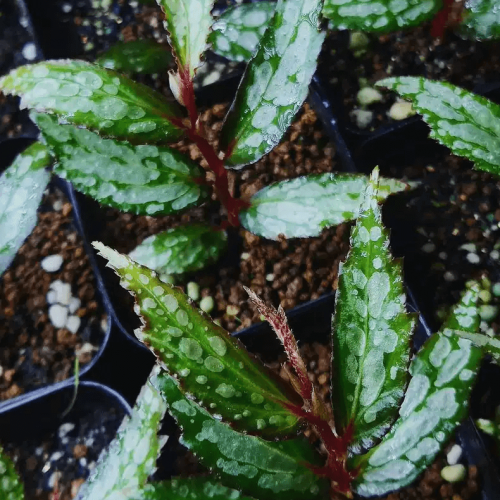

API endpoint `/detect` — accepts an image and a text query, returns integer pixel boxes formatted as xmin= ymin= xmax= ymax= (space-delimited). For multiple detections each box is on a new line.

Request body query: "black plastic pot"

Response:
xmin=0 ymin=379 xmax=130 ymax=497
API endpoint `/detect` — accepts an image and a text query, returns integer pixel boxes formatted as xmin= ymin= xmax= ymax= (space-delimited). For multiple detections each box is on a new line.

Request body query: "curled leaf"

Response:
xmin=93 ymin=243 xmax=302 ymax=437
xmin=239 ymin=173 xmax=411 ymax=240
xmin=0 ymin=60 xmax=183 ymax=144
xmin=34 ymin=113 xmax=208 ymax=216
xmin=129 ymin=224 xmax=227 ymax=275
xmin=0 ymin=142 xmax=51 ymax=276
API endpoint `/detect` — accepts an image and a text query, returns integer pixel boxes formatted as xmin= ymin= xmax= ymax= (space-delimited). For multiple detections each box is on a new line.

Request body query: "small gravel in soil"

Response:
xmin=4 ymin=405 xmax=123 ymax=500
xmin=99 ymin=103 xmax=350 ymax=334
xmin=0 ymin=188 xmax=106 ymax=400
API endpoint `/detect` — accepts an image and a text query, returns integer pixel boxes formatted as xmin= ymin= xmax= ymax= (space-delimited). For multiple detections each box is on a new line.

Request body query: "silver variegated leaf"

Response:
xmin=377 ymin=77 xmax=500 ymax=177
xmin=78 ymin=367 xmax=168 ymax=500
xmin=157 ymin=0 xmax=214 ymax=78
xmin=332 ymin=169 xmax=417 ymax=453
xmin=323 ymin=0 xmax=442 ymax=32
xmin=34 ymin=113 xmax=208 ymax=216
xmin=352 ymin=284 xmax=482 ymax=497
xmin=209 ymin=2 xmax=276 ymax=62
xmin=142 ymin=478 xmax=255 ymax=500
xmin=0 ymin=60 xmax=183 ymax=144
xmin=0 ymin=142 xmax=51 ymax=276
xmin=153 ymin=373 xmax=328 ymax=500
xmin=93 ymin=243 xmax=303 ymax=437
xmin=220 ymin=0 xmax=325 ymax=168
xmin=240 ymin=173 xmax=411 ymax=240
xmin=129 ymin=224 xmax=227 ymax=275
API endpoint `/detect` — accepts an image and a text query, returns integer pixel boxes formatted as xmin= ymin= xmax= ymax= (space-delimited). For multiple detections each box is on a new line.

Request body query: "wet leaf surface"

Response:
xmin=153 ymin=373 xmax=328 ymax=500
xmin=0 ymin=142 xmax=51 ymax=276
xmin=209 ymin=2 xmax=275 ymax=62
xmin=352 ymin=284 xmax=482 ymax=496
xmin=0 ymin=60 xmax=183 ymax=144
xmin=377 ymin=77 xmax=500 ymax=177
xmin=331 ymin=170 xmax=417 ymax=453
xmin=78 ymin=367 xmax=168 ymax=500
xmin=94 ymin=243 xmax=302 ymax=437
xmin=129 ymin=224 xmax=227 ymax=275
xmin=97 ymin=40 xmax=173 ymax=75
xmin=323 ymin=0 xmax=442 ymax=32
xmin=221 ymin=0 xmax=324 ymax=168
xmin=35 ymin=113 xmax=208 ymax=216
xmin=460 ymin=0 xmax=500 ymax=40
xmin=239 ymin=173 xmax=410 ymax=239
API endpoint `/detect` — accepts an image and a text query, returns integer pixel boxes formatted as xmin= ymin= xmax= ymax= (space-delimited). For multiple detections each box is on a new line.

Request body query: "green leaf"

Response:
xmin=322 ymin=0 xmax=442 ymax=33
xmin=142 ymin=478 xmax=256 ymax=500
xmin=34 ymin=113 xmax=208 ymax=216
xmin=129 ymin=224 xmax=227 ymax=275
xmin=157 ymin=0 xmax=214 ymax=78
xmin=0 ymin=60 xmax=183 ymax=144
xmin=0 ymin=142 xmax=51 ymax=277
xmin=0 ymin=445 xmax=24 ymax=500
xmin=209 ymin=2 xmax=276 ymax=63
xmin=93 ymin=243 xmax=302 ymax=437
xmin=239 ymin=173 xmax=411 ymax=240
xmin=352 ymin=285 xmax=482 ymax=497
xmin=377 ymin=77 xmax=500 ymax=177
xmin=331 ymin=170 xmax=417 ymax=453
xmin=220 ymin=0 xmax=325 ymax=168
xmin=78 ymin=367 xmax=168 ymax=500
xmin=460 ymin=0 xmax=500 ymax=40
xmin=453 ymin=331 xmax=500 ymax=365
xmin=97 ymin=40 xmax=173 ymax=74
xmin=154 ymin=374 xmax=328 ymax=500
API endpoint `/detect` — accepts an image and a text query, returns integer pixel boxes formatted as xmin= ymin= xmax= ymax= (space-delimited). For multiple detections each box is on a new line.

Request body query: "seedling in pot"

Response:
xmin=0 ymin=0 xmax=413 ymax=280
xmin=0 ymin=169 xmax=482 ymax=500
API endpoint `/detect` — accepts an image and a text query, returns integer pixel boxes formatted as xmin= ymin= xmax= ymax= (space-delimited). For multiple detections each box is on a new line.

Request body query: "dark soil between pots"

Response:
xmin=3 ymin=398 xmax=125 ymax=500
xmin=319 ymin=20 xmax=500 ymax=133
xmin=0 ymin=187 xmax=107 ymax=401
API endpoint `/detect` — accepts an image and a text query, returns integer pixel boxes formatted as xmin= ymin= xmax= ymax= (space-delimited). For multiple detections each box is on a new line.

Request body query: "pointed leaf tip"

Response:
xmin=95 ymin=244 xmax=302 ymax=437
xmin=239 ymin=173 xmax=411 ymax=240
xmin=154 ymin=373 xmax=328 ymax=500
xmin=331 ymin=167 xmax=416 ymax=453
xmin=353 ymin=286 xmax=482 ymax=496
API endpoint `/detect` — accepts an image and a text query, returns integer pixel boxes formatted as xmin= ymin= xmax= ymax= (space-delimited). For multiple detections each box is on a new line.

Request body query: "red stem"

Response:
xmin=431 ymin=0 xmax=456 ymax=37
xmin=172 ymin=67 xmax=249 ymax=226
xmin=284 ymin=403 xmax=356 ymax=497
